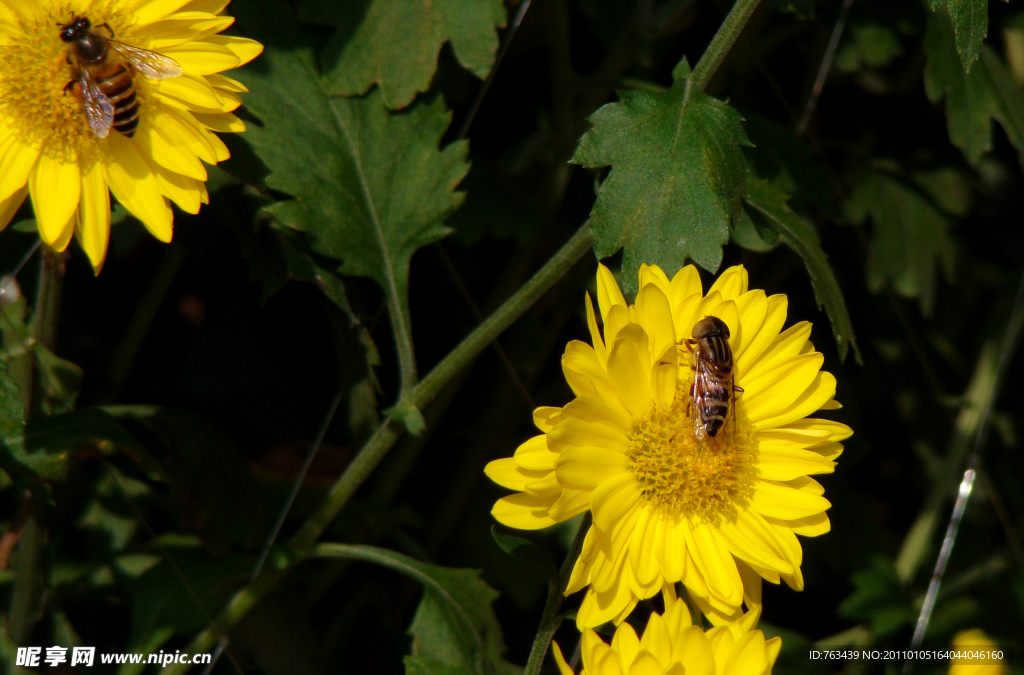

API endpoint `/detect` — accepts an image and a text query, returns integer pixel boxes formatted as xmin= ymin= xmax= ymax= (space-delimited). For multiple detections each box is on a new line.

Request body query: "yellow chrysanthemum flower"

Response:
xmin=551 ymin=593 xmax=781 ymax=675
xmin=950 ymin=629 xmax=1006 ymax=675
xmin=0 ymin=0 xmax=262 ymax=271
xmin=486 ymin=263 xmax=851 ymax=627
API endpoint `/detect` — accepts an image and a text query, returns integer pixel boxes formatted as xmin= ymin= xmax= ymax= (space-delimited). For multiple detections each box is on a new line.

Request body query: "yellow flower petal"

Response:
xmin=0 ymin=136 xmax=40 ymax=202
xmin=597 ymin=263 xmax=628 ymax=322
xmin=751 ymin=480 xmax=831 ymax=520
xmin=551 ymin=641 xmax=575 ymax=675
xmin=707 ymin=265 xmax=748 ymax=300
xmin=726 ymin=630 xmax=768 ymax=675
xmin=105 ymin=134 xmax=173 ymax=242
xmin=29 ymin=152 xmax=80 ymax=246
xmin=205 ymin=34 xmax=263 ymax=65
xmin=76 ymin=161 xmax=111 ymax=272
xmin=557 ymin=446 xmax=630 ymax=491
xmin=591 ymin=472 xmax=641 ymax=534
xmin=491 ymin=492 xmax=559 ymax=530
xmin=0 ymin=186 xmax=27 ymax=231
xmin=130 ymin=0 xmax=197 ymax=25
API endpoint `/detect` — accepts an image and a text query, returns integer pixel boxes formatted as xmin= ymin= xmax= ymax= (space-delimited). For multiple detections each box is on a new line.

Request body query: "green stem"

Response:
xmin=389 ymin=291 xmax=418 ymax=399
xmin=10 ymin=248 xmax=65 ymax=644
xmin=159 ymin=222 xmax=593 ymax=674
xmin=524 ymin=513 xmax=591 ymax=675
xmin=690 ymin=0 xmax=762 ymax=88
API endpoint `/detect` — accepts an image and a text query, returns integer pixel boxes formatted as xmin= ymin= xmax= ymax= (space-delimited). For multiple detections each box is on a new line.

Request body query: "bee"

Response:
xmin=60 ymin=15 xmax=182 ymax=139
xmin=684 ymin=316 xmax=743 ymax=440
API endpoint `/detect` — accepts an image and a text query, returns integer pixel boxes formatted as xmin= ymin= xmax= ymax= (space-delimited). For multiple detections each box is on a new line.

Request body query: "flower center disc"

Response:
xmin=627 ymin=381 xmax=758 ymax=526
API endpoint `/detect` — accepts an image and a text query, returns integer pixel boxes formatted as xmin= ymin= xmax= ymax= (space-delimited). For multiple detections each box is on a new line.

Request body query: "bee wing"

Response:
xmin=109 ymin=41 xmax=183 ymax=80
xmin=80 ymin=71 xmax=114 ymax=139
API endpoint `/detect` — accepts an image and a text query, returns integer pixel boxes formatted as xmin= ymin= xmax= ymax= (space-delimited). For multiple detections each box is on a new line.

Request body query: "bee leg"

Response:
xmin=733 ymin=383 xmax=744 ymax=398
xmin=99 ymin=22 xmax=115 ymax=36
xmin=62 ymin=80 xmax=75 ymax=96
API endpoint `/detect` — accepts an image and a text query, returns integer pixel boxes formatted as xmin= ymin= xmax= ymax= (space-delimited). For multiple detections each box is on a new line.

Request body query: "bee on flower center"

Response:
xmin=684 ymin=316 xmax=743 ymax=440
xmin=59 ymin=14 xmax=183 ymax=138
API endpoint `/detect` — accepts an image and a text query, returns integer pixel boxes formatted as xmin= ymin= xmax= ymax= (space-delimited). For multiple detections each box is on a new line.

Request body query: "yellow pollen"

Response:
xmin=627 ymin=382 xmax=758 ymax=526
xmin=0 ymin=2 xmax=136 ymax=162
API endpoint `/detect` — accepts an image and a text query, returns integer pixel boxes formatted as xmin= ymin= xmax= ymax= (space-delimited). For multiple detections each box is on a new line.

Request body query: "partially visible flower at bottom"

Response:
xmin=551 ymin=592 xmax=781 ymax=675
xmin=950 ymin=629 xmax=1005 ymax=675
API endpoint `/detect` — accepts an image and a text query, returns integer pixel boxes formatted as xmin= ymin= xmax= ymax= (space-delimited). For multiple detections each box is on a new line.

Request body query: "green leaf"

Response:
xmin=109 ymin=407 xmax=267 ymax=556
xmin=932 ymin=0 xmax=988 ymax=72
xmin=572 ymin=77 xmax=752 ymax=293
xmin=843 ymin=164 xmax=957 ymax=317
xmin=490 ymin=526 xmax=557 ymax=577
xmin=313 ymin=544 xmax=516 ymax=675
xmin=834 ymin=24 xmax=903 ymax=73
xmin=0 ymin=360 xmax=23 ymax=439
xmin=316 ymin=0 xmax=507 ymax=109
xmin=925 ymin=8 xmax=1024 ymax=165
xmin=741 ymin=111 xmax=834 ymax=213
xmin=232 ymin=12 xmax=470 ymax=345
xmin=0 ymin=408 xmax=155 ymax=492
xmin=125 ymin=547 xmax=254 ymax=674
xmin=743 ymin=178 xmax=860 ymax=364
xmin=838 ymin=556 xmax=915 ymax=637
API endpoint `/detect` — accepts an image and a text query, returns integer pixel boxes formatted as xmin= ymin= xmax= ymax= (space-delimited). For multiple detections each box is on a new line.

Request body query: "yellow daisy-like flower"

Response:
xmin=950 ymin=629 xmax=1006 ymax=675
xmin=0 ymin=0 xmax=262 ymax=271
xmin=485 ymin=263 xmax=851 ymax=627
xmin=551 ymin=593 xmax=781 ymax=675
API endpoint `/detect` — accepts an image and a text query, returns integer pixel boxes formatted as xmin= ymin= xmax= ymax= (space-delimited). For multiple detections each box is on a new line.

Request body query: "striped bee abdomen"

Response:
xmin=687 ymin=317 xmax=737 ymax=439
xmin=95 ymin=64 xmax=140 ymax=137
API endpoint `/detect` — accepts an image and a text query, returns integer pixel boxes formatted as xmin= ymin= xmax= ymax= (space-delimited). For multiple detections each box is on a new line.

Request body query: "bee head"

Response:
xmin=59 ymin=15 xmax=91 ymax=43
xmin=692 ymin=316 xmax=730 ymax=340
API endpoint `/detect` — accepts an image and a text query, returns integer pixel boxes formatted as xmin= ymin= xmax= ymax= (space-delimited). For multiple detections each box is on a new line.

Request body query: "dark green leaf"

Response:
xmin=741 ymin=111 xmax=834 ymax=213
xmin=730 ymin=208 xmax=779 ymax=253
xmin=0 ymin=360 xmax=23 ymax=439
xmin=318 ymin=0 xmax=507 ymax=109
xmin=233 ymin=18 xmax=470 ymax=335
xmin=126 ymin=547 xmax=254 ymax=669
xmin=743 ymin=178 xmax=860 ymax=363
xmin=925 ymin=8 xmax=1024 ymax=165
xmin=932 ymin=0 xmax=988 ymax=72
xmin=844 ymin=164 xmax=956 ymax=317
xmin=314 ymin=544 xmax=516 ymax=675
xmin=835 ymin=24 xmax=903 ymax=73
xmin=490 ymin=526 xmax=557 ymax=577
xmin=30 ymin=343 xmax=83 ymax=415
xmin=838 ymin=557 xmax=915 ymax=637
xmin=572 ymin=77 xmax=752 ymax=293
xmin=0 ymin=408 xmax=155 ymax=491
xmin=108 ymin=407 xmax=267 ymax=555
xmin=404 ymin=656 xmax=473 ymax=675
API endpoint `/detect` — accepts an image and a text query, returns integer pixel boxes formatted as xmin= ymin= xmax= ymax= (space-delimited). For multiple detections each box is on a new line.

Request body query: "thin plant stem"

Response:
xmin=524 ymin=513 xmax=591 ymax=675
xmin=796 ymin=0 xmax=855 ymax=135
xmin=904 ymin=269 xmax=1024 ymax=663
xmin=159 ymin=222 xmax=593 ymax=674
xmin=434 ymin=243 xmax=536 ymax=410
xmin=690 ymin=0 xmax=762 ymax=89
xmin=201 ymin=390 xmax=344 ymax=674
xmin=105 ymin=242 xmax=187 ymax=401
xmin=389 ymin=290 xmax=418 ymax=399
xmin=457 ymin=0 xmax=535 ymax=140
